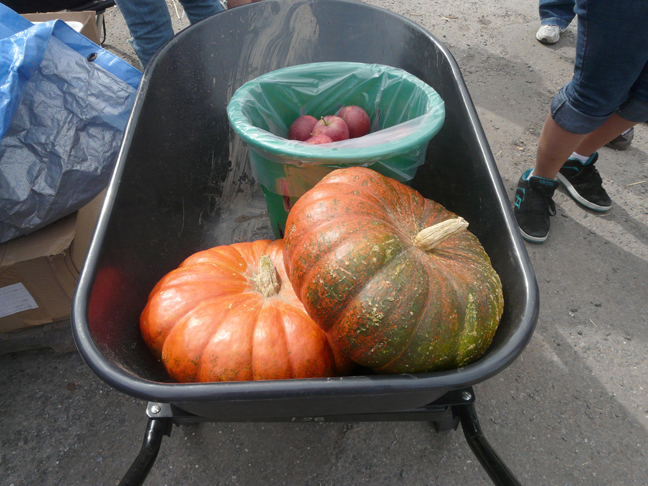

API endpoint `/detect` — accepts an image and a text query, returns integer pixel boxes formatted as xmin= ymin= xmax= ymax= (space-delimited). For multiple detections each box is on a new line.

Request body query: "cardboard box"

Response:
xmin=22 ymin=11 xmax=100 ymax=45
xmin=0 ymin=193 xmax=105 ymax=333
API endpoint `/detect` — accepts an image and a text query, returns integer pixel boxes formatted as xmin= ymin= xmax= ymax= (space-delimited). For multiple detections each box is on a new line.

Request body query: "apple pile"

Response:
xmin=288 ymin=106 xmax=371 ymax=145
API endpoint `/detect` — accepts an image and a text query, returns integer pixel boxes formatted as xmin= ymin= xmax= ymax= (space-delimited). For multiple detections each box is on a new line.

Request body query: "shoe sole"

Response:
xmin=555 ymin=173 xmax=612 ymax=212
xmin=605 ymin=140 xmax=632 ymax=150
xmin=536 ymin=35 xmax=559 ymax=44
xmin=518 ymin=227 xmax=548 ymax=243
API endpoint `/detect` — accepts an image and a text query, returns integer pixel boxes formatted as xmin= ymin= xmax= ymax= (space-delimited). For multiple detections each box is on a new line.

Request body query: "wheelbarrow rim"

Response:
xmin=71 ymin=0 xmax=539 ymax=407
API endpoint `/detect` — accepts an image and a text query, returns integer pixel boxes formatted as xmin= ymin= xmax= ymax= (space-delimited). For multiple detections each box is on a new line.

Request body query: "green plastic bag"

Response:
xmin=227 ymin=62 xmax=445 ymax=237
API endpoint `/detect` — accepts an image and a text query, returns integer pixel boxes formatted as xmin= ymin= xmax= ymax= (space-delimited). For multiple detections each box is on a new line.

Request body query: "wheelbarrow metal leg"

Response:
xmin=456 ymin=399 xmax=523 ymax=486
xmin=119 ymin=415 xmax=173 ymax=486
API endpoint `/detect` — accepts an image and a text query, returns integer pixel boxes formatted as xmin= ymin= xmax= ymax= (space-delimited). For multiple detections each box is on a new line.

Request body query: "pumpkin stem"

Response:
xmin=413 ymin=217 xmax=469 ymax=251
xmin=255 ymin=255 xmax=280 ymax=298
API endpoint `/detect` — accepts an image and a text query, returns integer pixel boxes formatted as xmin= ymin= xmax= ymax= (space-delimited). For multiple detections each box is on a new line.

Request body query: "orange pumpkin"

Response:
xmin=140 ymin=239 xmax=353 ymax=382
xmin=283 ymin=167 xmax=504 ymax=374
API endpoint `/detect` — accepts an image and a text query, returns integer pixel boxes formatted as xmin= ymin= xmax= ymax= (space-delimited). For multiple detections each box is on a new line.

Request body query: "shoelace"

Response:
xmin=577 ymin=163 xmax=603 ymax=184
xmin=526 ymin=190 xmax=556 ymax=216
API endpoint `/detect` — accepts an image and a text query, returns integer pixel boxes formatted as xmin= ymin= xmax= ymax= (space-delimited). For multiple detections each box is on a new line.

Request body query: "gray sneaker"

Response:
xmin=605 ymin=127 xmax=634 ymax=150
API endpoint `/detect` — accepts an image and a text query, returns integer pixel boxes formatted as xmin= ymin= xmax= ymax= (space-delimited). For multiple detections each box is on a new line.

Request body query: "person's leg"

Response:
xmin=554 ymin=64 xmax=648 ymax=211
xmin=548 ymin=114 xmax=637 ymax=211
xmin=115 ymin=0 xmax=174 ymax=69
xmin=551 ymin=1 xmax=648 ymax=134
xmin=533 ymin=113 xmax=636 ymax=180
xmin=538 ymin=0 xmax=575 ymax=29
xmin=533 ymin=113 xmax=586 ymax=179
xmin=517 ymin=0 xmax=648 ymax=241
xmin=605 ymin=126 xmax=634 ymax=151
xmin=178 ymin=0 xmax=224 ymax=24
xmin=536 ymin=0 xmax=575 ymax=44
xmin=604 ymin=61 xmax=648 ymax=150
xmin=574 ymin=114 xmax=637 ymax=157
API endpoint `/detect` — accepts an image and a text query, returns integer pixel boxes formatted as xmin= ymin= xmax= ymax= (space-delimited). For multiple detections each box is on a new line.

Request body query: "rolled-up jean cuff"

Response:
xmin=617 ymin=97 xmax=648 ymax=123
xmin=550 ymin=86 xmax=611 ymax=134
xmin=540 ymin=17 xmax=570 ymax=30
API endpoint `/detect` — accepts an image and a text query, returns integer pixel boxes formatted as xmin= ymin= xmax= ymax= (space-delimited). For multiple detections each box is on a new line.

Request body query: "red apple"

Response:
xmin=288 ymin=115 xmax=318 ymax=141
xmin=337 ymin=105 xmax=371 ymax=138
xmin=311 ymin=115 xmax=350 ymax=142
xmin=305 ymin=134 xmax=334 ymax=144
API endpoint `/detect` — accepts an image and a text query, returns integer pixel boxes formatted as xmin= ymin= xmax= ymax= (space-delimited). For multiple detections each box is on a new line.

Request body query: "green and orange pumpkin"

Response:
xmin=140 ymin=239 xmax=353 ymax=382
xmin=283 ymin=167 xmax=504 ymax=373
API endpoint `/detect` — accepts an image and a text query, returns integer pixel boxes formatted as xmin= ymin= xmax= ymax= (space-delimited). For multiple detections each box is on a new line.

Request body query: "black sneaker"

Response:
xmin=556 ymin=153 xmax=612 ymax=211
xmin=514 ymin=169 xmax=559 ymax=243
xmin=605 ymin=127 xmax=633 ymax=150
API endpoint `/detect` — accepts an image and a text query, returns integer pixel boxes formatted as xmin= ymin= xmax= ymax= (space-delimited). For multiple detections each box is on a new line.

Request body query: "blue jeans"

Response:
xmin=115 ymin=0 xmax=224 ymax=69
xmin=551 ymin=0 xmax=648 ymax=133
xmin=539 ymin=0 xmax=575 ymax=30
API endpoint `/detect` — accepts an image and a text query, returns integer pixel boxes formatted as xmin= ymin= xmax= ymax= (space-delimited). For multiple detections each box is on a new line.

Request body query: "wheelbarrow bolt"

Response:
xmin=150 ymin=405 xmax=161 ymax=414
xmin=461 ymin=391 xmax=473 ymax=401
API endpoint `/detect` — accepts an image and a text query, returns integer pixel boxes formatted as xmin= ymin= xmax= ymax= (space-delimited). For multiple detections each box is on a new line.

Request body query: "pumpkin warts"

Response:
xmin=284 ymin=167 xmax=504 ymax=374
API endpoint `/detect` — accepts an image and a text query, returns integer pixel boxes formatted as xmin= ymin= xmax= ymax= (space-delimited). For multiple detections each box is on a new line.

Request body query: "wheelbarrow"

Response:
xmin=71 ymin=1 xmax=539 ymax=484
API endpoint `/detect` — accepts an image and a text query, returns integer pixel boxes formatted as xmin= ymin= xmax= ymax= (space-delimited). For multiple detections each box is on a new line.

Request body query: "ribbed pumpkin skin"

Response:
xmin=140 ymin=239 xmax=353 ymax=382
xmin=283 ymin=167 xmax=504 ymax=373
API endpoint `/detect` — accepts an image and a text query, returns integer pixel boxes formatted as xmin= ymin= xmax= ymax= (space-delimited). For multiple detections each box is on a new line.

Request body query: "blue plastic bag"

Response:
xmin=0 ymin=4 xmax=142 ymax=243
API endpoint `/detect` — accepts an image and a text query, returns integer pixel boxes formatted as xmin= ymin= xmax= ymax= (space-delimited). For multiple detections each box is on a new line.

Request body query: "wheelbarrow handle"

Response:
xmin=118 ymin=392 xmax=523 ymax=485
xmin=457 ymin=402 xmax=523 ymax=486
xmin=119 ymin=417 xmax=173 ymax=486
